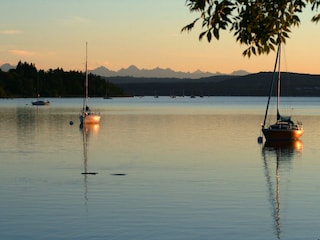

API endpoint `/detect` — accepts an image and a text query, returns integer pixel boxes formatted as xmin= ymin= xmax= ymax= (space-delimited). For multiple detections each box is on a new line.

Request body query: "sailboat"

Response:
xmin=79 ymin=42 xmax=101 ymax=127
xmin=261 ymin=44 xmax=303 ymax=141
xmin=32 ymin=78 xmax=50 ymax=106
xmin=31 ymin=97 xmax=50 ymax=106
xmin=103 ymin=81 xmax=112 ymax=99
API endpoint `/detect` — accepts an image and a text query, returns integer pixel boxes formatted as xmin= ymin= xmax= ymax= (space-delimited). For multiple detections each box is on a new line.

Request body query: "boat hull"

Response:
xmin=32 ymin=100 xmax=50 ymax=106
xmin=80 ymin=114 xmax=101 ymax=125
xmin=262 ymin=128 xmax=304 ymax=141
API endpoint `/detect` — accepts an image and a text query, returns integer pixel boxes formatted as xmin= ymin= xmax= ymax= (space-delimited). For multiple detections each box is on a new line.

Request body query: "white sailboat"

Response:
xmin=79 ymin=42 xmax=101 ymax=128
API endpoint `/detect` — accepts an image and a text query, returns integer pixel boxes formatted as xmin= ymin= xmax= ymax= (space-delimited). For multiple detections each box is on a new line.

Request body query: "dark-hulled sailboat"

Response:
xmin=261 ymin=44 xmax=303 ymax=141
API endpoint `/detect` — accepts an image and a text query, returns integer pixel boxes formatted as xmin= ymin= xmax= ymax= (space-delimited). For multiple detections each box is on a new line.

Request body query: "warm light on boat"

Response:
xmin=84 ymin=123 xmax=100 ymax=135
xmin=91 ymin=124 xmax=100 ymax=133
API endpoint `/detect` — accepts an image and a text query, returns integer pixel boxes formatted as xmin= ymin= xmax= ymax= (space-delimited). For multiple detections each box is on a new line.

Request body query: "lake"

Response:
xmin=1 ymin=96 xmax=320 ymax=240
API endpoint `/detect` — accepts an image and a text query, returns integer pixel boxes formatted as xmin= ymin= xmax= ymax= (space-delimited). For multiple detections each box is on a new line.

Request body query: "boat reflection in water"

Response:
xmin=81 ymin=123 xmax=100 ymax=207
xmin=262 ymin=140 xmax=303 ymax=239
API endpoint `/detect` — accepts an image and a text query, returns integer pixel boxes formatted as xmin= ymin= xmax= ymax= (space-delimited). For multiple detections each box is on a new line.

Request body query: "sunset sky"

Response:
xmin=1 ymin=0 xmax=319 ymax=74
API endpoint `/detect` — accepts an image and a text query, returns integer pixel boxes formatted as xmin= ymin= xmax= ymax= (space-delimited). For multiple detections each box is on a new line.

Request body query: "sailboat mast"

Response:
xmin=85 ymin=42 xmax=89 ymax=107
xmin=83 ymin=42 xmax=89 ymax=111
xmin=277 ymin=45 xmax=281 ymax=120
xmin=262 ymin=44 xmax=281 ymax=128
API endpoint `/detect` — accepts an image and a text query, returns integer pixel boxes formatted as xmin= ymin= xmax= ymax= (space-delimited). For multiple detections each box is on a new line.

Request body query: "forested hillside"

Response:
xmin=105 ymin=72 xmax=320 ymax=96
xmin=0 ymin=61 xmax=124 ymax=98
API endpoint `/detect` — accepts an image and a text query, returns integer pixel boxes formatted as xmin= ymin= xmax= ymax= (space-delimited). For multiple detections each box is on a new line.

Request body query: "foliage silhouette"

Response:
xmin=182 ymin=0 xmax=320 ymax=56
xmin=0 ymin=61 xmax=124 ymax=98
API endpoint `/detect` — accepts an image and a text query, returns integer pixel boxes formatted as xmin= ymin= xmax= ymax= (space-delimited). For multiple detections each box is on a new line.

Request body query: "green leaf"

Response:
xmin=312 ymin=14 xmax=320 ymax=22
xmin=207 ymin=31 xmax=212 ymax=42
xmin=252 ymin=47 xmax=256 ymax=55
xmin=199 ymin=31 xmax=207 ymax=40
xmin=213 ymin=27 xmax=219 ymax=39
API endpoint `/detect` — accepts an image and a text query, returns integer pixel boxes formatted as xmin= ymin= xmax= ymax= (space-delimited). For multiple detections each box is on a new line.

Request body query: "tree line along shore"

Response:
xmin=0 ymin=61 xmax=124 ymax=98
xmin=1 ymin=61 xmax=320 ymax=98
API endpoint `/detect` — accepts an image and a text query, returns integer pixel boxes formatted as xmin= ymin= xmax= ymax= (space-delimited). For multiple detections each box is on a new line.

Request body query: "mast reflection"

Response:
xmin=262 ymin=140 xmax=303 ymax=239
xmin=81 ymin=124 xmax=100 ymax=205
xmin=81 ymin=124 xmax=100 ymax=175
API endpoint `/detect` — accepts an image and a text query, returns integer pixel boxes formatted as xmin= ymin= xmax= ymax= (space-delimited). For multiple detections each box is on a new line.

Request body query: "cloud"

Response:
xmin=0 ymin=29 xmax=22 ymax=35
xmin=9 ymin=49 xmax=35 ymax=56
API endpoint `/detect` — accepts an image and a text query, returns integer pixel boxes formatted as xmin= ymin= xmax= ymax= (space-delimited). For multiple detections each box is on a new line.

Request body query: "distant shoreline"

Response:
xmin=103 ymin=72 xmax=320 ymax=97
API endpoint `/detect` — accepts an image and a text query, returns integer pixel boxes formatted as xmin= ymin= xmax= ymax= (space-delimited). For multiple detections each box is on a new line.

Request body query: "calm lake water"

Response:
xmin=1 ymin=96 xmax=320 ymax=240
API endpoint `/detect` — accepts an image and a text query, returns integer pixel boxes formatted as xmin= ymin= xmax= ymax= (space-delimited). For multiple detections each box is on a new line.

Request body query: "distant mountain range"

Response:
xmin=90 ymin=65 xmax=250 ymax=78
xmin=0 ymin=63 xmax=249 ymax=78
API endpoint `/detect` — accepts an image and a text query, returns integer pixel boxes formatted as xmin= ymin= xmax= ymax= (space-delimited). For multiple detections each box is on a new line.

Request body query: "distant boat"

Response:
xmin=103 ymin=95 xmax=112 ymax=99
xmin=31 ymin=77 xmax=49 ymax=106
xmin=32 ymin=99 xmax=50 ymax=106
xmin=154 ymin=90 xmax=159 ymax=98
xmin=103 ymin=81 xmax=112 ymax=99
xmin=79 ymin=42 xmax=101 ymax=127
xmin=261 ymin=44 xmax=303 ymax=141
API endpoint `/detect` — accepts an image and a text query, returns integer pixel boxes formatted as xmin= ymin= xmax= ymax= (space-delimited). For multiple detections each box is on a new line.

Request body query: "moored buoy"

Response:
xmin=257 ymin=136 xmax=263 ymax=144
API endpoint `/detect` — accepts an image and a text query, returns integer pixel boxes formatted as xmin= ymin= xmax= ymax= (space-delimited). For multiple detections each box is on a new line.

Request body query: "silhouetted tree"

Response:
xmin=0 ymin=61 xmax=124 ymax=98
xmin=182 ymin=0 xmax=320 ymax=56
